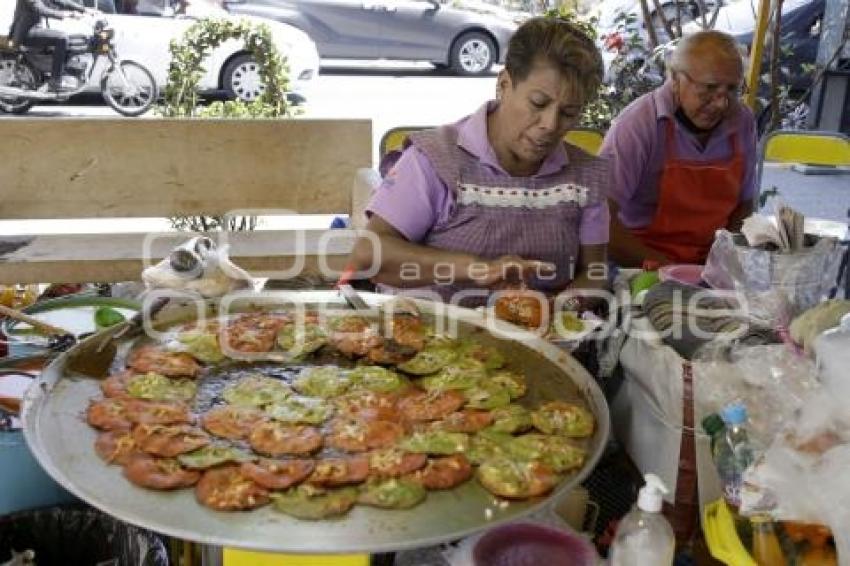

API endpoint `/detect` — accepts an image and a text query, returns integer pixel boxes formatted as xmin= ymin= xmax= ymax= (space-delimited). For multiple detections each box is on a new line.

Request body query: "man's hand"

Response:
xmin=473 ymin=255 xmax=556 ymax=288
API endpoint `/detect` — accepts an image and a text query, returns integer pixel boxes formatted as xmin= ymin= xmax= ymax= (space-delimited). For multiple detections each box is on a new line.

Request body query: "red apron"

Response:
xmin=633 ymin=120 xmax=744 ymax=264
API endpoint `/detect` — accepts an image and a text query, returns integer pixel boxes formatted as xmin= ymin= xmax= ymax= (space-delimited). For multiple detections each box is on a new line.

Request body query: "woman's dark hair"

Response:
xmin=504 ymin=17 xmax=604 ymax=104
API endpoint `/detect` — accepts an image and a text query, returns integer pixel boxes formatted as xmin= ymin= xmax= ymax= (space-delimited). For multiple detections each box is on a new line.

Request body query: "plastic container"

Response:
xmin=714 ymin=402 xmax=755 ymax=509
xmin=751 ymin=516 xmax=786 ymax=566
xmin=472 ymin=521 xmax=598 ymax=566
xmin=658 ymin=264 xmax=704 ymax=287
xmin=0 ymin=355 xmax=78 ymax=515
xmin=609 ymin=474 xmax=675 ymax=566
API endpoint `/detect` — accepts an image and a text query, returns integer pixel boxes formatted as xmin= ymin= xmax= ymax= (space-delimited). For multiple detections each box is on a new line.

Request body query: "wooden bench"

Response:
xmin=0 ymin=118 xmax=372 ymax=285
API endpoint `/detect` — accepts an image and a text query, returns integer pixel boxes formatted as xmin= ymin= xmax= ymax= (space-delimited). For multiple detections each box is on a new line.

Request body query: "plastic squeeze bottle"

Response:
xmin=609 ymin=474 xmax=676 ymax=566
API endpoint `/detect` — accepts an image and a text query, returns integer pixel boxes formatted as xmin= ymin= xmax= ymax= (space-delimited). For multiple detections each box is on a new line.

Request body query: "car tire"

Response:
xmin=450 ymin=32 xmax=495 ymax=76
xmin=222 ymin=54 xmax=266 ymax=102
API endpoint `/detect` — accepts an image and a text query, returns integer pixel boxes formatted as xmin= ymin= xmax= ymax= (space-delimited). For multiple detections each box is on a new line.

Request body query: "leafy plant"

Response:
xmin=544 ymin=6 xmax=598 ymax=40
xmin=557 ymin=8 xmax=670 ymax=131
xmin=158 ymin=18 xmax=295 ymax=231
xmin=158 ymin=18 xmax=293 ymax=119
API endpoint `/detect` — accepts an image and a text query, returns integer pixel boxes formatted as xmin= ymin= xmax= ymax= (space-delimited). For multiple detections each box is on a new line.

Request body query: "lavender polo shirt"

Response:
xmin=599 ymin=81 xmax=757 ymax=229
xmin=367 ymin=101 xmax=610 ymax=247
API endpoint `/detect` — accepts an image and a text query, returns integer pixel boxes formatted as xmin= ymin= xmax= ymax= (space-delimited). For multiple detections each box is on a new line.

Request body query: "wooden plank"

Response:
xmin=0 ymin=119 xmax=372 ymax=219
xmin=0 ymin=230 xmax=356 ymax=284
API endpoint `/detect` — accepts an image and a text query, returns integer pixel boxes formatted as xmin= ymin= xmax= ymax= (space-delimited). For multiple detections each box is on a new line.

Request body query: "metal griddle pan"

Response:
xmin=22 ymin=291 xmax=609 ymax=554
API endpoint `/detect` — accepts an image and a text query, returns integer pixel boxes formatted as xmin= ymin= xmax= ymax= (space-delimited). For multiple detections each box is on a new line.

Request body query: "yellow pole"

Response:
xmin=745 ymin=0 xmax=772 ymax=109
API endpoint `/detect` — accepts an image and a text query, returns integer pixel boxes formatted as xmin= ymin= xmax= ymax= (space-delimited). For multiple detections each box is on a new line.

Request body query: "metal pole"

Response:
xmin=745 ymin=0 xmax=773 ymax=110
xmin=199 ymin=544 xmax=223 ymax=566
xmin=639 ymin=0 xmax=659 ymax=49
xmin=808 ymin=0 xmax=850 ymax=129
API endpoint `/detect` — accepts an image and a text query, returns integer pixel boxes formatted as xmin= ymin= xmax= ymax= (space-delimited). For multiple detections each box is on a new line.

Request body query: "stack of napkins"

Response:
xmin=741 ymin=204 xmax=805 ymax=252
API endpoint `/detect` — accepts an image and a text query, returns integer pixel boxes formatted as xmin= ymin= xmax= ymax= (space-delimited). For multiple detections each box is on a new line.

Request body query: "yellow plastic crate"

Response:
xmin=223 ymin=548 xmax=370 ymax=566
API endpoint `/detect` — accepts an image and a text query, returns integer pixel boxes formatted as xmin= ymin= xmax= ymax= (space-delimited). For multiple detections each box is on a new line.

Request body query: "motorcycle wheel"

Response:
xmin=100 ymin=60 xmax=157 ymax=117
xmin=0 ymin=57 xmax=36 ymax=115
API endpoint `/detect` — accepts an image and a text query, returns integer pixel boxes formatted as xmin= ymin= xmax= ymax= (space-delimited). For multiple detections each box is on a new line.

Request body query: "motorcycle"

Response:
xmin=0 ymin=17 xmax=157 ymax=117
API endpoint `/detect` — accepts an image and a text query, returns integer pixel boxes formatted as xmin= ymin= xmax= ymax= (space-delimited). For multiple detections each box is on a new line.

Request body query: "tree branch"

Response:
xmin=639 ymin=0 xmax=660 ymax=48
xmin=650 ymin=0 xmax=677 ymax=39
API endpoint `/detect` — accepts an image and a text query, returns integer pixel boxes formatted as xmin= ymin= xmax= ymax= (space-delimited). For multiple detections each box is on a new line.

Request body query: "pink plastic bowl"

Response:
xmin=473 ymin=522 xmax=598 ymax=566
xmin=659 ymin=263 xmax=704 ymax=287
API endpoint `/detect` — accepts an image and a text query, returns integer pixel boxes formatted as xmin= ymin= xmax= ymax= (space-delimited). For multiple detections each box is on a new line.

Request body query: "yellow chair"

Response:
xmin=378 ymin=126 xmax=426 ymax=159
xmin=379 ymin=126 xmax=606 ymax=159
xmin=756 ymin=130 xmax=850 ymax=197
xmin=563 ymin=128 xmax=605 ymax=156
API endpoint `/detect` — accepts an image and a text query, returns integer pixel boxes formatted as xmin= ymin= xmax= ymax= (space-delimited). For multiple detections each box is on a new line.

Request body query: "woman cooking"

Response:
xmin=350 ymin=17 xmax=611 ymax=308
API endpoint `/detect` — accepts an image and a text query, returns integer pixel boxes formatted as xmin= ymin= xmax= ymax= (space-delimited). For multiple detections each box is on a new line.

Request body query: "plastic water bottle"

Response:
xmin=609 ymin=474 xmax=675 ymax=566
xmin=701 ymin=412 xmax=725 ymax=453
xmin=713 ymin=402 xmax=754 ymax=509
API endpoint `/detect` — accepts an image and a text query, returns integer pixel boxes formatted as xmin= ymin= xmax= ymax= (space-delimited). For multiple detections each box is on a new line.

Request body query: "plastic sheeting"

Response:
xmin=742 ymin=320 xmax=850 ymax=564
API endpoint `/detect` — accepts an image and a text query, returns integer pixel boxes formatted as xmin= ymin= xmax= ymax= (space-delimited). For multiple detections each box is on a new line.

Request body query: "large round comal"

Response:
xmin=23 ymin=291 xmax=609 ymax=554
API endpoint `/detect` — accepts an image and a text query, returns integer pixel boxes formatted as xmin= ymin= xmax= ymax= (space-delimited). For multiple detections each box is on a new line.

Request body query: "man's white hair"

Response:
xmin=669 ymin=30 xmax=743 ymax=73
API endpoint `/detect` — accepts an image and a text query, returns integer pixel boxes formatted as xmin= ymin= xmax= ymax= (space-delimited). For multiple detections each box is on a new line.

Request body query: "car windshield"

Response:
xmin=182 ymin=0 xmax=228 ymax=18
xmin=126 ymin=0 xmax=227 ymax=17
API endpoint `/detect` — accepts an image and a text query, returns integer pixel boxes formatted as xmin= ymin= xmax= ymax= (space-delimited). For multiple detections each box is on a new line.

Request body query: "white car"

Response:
xmin=591 ymin=0 xmax=711 ymax=74
xmin=0 ymin=0 xmax=320 ymax=102
xmin=592 ymin=0 xmax=711 ymax=40
xmin=681 ymin=0 xmax=811 ymax=35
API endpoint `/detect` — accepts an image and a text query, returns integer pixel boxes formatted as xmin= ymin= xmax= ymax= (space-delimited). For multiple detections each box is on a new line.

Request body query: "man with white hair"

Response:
xmin=600 ymin=30 xmax=756 ymax=267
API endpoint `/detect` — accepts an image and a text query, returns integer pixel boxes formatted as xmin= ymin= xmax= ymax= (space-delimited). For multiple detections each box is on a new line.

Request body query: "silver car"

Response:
xmin=224 ymin=0 xmax=519 ymax=75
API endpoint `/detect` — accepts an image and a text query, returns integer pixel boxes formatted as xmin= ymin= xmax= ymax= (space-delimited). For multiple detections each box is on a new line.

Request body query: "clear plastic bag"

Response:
xmin=693 ymin=343 xmax=819 ymax=448
xmin=740 ymin=327 xmax=850 ymax=563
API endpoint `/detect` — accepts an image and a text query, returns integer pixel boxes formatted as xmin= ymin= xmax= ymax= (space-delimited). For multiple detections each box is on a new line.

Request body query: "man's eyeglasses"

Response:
xmin=677 ymin=70 xmax=747 ymax=101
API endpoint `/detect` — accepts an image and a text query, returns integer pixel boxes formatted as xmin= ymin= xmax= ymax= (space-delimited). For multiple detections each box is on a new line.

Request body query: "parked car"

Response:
xmin=0 ymin=0 xmax=320 ymax=102
xmin=682 ymin=0 xmax=812 ymax=36
xmin=222 ymin=0 xmax=520 ymax=75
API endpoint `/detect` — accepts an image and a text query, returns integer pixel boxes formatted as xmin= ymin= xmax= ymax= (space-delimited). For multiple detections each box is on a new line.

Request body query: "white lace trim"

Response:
xmin=456 ymin=182 xmax=590 ymax=209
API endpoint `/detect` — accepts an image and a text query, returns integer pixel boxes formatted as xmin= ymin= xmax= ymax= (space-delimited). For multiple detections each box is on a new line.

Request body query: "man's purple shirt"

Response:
xmin=599 ymin=81 xmax=757 ymax=228
xmin=367 ymin=101 xmax=610 ymax=246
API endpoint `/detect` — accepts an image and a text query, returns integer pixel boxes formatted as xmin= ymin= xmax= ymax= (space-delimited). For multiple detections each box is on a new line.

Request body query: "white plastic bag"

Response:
xmin=141 ymin=236 xmax=254 ymax=298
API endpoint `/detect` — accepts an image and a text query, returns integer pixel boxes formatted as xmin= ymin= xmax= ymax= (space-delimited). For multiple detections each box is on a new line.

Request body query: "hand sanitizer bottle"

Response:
xmin=609 ymin=474 xmax=676 ymax=566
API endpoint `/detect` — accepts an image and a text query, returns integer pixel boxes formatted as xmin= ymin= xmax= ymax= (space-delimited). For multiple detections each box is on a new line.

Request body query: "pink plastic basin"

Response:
xmin=659 ymin=263 xmax=704 ymax=287
xmin=473 ymin=522 xmax=598 ymax=566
